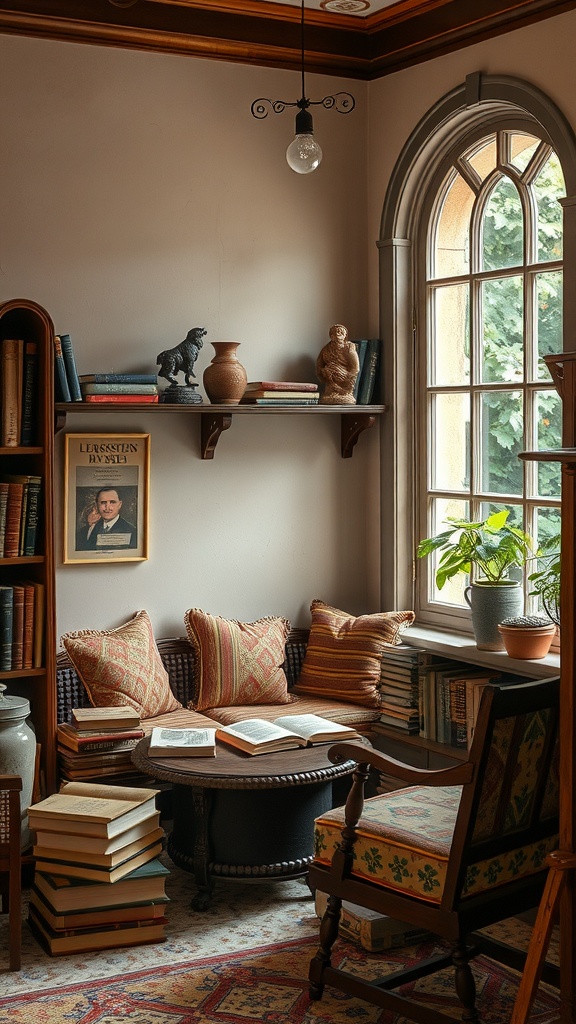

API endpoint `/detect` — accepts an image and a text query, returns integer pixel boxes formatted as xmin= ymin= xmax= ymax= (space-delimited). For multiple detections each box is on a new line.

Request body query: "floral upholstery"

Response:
xmin=313 ymin=703 xmax=559 ymax=904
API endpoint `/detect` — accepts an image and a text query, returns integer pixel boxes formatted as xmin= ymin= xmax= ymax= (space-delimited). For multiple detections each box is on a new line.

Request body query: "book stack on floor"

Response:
xmin=0 ymin=336 xmax=40 ymax=446
xmin=315 ymin=890 xmax=430 ymax=951
xmin=379 ymin=645 xmax=422 ymax=733
xmin=240 ymin=381 xmax=319 ymax=405
xmin=57 ymin=705 xmax=145 ymax=782
xmin=27 ymin=780 xmax=168 ymax=955
xmin=79 ymin=373 xmax=160 ymax=403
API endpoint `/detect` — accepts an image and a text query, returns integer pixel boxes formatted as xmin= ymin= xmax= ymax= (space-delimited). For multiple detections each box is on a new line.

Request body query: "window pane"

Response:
xmin=482 ymin=177 xmax=524 ymax=271
xmin=430 ymin=284 xmax=470 ymax=385
xmin=428 ymin=496 xmax=469 ymax=606
xmin=479 ymin=390 xmax=523 ymax=496
xmin=536 ymin=390 xmax=562 ymax=497
xmin=534 ymin=152 xmax=565 ymax=262
xmin=467 ymin=137 xmax=496 ymax=179
xmin=481 ymin=276 xmax=523 ymax=383
xmin=509 ymin=133 xmax=540 ymax=173
xmin=433 ymin=173 xmax=473 ymax=278
xmin=430 ymin=393 xmax=470 ymax=490
xmin=536 ymin=271 xmax=563 ymax=379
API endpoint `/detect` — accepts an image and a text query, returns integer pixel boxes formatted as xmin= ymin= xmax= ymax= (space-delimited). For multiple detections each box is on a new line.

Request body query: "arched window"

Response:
xmin=379 ymin=75 xmax=576 ymax=634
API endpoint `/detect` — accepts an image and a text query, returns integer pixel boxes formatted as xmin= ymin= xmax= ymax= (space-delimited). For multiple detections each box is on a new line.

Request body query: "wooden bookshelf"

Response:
xmin=0 ymin=298 xmax=56 ymax=794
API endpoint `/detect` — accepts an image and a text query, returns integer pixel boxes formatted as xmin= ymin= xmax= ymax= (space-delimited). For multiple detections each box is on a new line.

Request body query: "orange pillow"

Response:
xmin=61 ymin=610 xmax=181 ymax=719
xmin=184 ymin=609 xmax=292 ymax=711
xmin=293 ymin=600 xmax=415 ymax=708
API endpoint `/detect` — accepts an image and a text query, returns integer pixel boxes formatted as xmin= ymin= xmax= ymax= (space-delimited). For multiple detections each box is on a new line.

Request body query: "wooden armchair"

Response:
xmin=0 ymin=774 xmax=23 ymax=971
xmin=308 ymin=676 xmax=560 ymax=1023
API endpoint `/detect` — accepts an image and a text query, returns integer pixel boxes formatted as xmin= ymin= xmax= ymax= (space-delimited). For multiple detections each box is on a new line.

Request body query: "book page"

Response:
xmin=273 ymin=714 xmax=355 ymax=740
xmin=222 ymin=719 xmax=299 ymax=743
xmin=150 ymin=728 xmax=216 ymax=748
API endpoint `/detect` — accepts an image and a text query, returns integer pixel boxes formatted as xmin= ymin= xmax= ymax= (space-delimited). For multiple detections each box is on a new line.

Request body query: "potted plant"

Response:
xmin=497 ymin=614 xmax=556 ymax=659
xmin=417 ymin=509 xmax=535 ymax=651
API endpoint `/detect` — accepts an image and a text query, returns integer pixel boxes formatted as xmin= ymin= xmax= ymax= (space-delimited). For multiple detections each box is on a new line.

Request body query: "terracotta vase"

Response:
xmin=203 ymin=342 xmax=247 ymax=405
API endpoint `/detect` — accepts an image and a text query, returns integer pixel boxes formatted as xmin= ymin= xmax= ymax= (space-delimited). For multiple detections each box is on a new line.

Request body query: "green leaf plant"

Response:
xmin=417 ymin=510 xmax=535 ymax=591
xmin=528 ymin=533 xmax=561 ymax=625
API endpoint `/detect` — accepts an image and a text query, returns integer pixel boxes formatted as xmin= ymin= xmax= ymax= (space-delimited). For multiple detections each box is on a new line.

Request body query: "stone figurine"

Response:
xmin=316 ymin=324 xmax=359 ymax=405
xmin=157 ymin=326 xmax=207 ymax=404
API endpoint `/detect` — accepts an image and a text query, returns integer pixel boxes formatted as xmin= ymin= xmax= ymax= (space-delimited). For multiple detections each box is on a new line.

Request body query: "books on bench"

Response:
xmin=149 ymin=727 xmax=216 ymax=757
xmin=71 ymin=705 xmax=141 ymax=731
xmin=215 ymin=714 xmax=360 ymax=756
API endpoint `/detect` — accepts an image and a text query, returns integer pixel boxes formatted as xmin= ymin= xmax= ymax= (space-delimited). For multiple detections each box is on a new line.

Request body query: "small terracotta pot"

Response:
xmin=497 ymin=623 xmax=556 ymax=659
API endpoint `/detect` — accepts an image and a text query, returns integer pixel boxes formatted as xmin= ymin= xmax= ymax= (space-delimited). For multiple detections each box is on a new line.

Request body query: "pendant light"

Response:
xmin=251 ymin=0 xmax=355 ymax=174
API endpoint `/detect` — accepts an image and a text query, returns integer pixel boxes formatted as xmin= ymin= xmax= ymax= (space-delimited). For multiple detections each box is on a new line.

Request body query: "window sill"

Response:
xmin=402 ymin=624 xmax=560 ymax=679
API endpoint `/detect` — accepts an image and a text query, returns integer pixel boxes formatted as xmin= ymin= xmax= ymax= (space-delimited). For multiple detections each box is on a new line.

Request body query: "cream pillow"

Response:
xmin=184 ymin=609 xmax=292 ymax=711
xmin=61 ymin=610 xmax=181 ymax=719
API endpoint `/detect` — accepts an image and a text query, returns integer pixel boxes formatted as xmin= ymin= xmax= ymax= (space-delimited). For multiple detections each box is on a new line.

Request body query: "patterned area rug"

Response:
xmin=1 ymin=933 xmax=560 ymax=1023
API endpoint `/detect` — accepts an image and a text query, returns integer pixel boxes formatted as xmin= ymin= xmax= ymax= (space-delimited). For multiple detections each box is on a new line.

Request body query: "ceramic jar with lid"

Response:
xmin=0 ymin=683 xmax=36 ymax=849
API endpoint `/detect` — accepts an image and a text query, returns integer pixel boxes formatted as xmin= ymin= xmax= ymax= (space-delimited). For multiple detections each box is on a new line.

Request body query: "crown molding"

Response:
xmin=0 ymin=1 xmax=572 ymax=79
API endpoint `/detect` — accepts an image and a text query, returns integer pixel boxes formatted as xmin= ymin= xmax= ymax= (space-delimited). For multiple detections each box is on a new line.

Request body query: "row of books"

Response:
xmin=27 ymin=780 xmax=169 ymax=955
xmin=239 ymin=381 xmax=319 ymax=406
xmin=379 ymin=646 xmax=530 ymax=749
xmin=0 ymin=336 xmax=38 ymax=447
xmin=0 ymin=580 xmax=44 ymax=671
xmin=57 ymin=705 xmax=145 ymax=782
xmin=0 ymin=475 xmax=42 ymax=557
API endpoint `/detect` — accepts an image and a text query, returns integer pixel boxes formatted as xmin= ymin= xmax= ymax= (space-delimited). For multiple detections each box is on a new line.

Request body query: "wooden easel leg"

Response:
xmin=510 ymin=850 xmax=576 ymax=1024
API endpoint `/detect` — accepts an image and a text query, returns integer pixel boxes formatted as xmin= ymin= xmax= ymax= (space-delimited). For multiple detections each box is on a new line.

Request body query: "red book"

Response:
xmin=83 ymin=395 xmax=159 ymax=404
xmin=4 ymin=482 xmax=24 ymax=557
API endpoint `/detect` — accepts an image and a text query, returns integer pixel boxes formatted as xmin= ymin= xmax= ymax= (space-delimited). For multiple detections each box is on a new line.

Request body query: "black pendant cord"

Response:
xmin=300 ymin=0 xmax=306 ymax=102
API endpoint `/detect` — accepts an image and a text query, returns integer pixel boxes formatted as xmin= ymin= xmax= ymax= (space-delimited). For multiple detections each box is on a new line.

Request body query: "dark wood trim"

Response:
xmin=0 ymin=1 xmax=573 ymax=79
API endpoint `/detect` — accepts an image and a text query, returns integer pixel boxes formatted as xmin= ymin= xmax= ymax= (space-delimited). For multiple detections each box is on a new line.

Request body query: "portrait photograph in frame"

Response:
xmin=64 ymin=433 xmax=150 ymax=564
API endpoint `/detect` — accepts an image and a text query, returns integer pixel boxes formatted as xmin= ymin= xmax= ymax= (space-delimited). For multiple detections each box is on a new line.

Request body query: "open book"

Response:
xmin=148 ymin=727 xmax=216 ymax=757
xmin=215 ymin=714 xmax=359 ymax=756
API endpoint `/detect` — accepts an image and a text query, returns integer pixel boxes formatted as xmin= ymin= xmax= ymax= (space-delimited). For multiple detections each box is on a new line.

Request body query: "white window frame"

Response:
xmin=378 ymin=73 xmax=576 ymax=633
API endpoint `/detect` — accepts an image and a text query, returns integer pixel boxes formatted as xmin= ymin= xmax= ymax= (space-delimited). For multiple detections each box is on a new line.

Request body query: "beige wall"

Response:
xmin=0 ymin=34 xmax=378 ymax=639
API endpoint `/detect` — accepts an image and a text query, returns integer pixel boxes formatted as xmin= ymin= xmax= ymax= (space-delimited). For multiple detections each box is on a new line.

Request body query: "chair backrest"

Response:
xmin=444 ymin=676 xmax=560 ymax=907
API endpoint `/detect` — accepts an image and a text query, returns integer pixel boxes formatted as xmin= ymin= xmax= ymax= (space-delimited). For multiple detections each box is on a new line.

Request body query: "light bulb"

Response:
xmin=286 ymin=133 xmax=323 ymax=174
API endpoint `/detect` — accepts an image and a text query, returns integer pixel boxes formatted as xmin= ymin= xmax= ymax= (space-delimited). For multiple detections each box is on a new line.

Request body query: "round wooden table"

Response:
xmin=132 ymin=735 xmax=362 ymax=909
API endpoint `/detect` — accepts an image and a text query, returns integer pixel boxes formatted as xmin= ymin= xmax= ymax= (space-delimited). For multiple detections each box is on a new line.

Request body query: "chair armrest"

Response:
xmin=328 ymin=740 xmax=475 ymax=787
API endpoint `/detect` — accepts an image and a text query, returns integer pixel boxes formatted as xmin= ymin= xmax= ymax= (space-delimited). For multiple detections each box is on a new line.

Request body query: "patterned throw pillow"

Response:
xmin=293 ymin=599 xmax=415 ymax=708
xmin=61 ymin=610 xmax=181 ymax=719
xmin=184 ymin=609 xmax=292 ymax=711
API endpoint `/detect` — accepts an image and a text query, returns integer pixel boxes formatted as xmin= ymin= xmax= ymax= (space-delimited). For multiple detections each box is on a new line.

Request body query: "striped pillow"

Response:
xmin=293 ymin=600 xmax=415 ymax=708
xmin=184 ymin=609 xmax=292 ymax=711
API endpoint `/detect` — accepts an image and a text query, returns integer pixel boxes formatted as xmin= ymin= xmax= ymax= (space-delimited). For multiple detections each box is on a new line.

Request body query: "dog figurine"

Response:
xmin=157 ymin=327 xmax=207 ymax=387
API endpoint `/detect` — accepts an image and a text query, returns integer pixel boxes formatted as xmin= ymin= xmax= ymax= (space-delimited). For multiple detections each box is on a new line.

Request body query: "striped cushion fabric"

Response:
xmin=293 ymin=600 xmax=415 ymax=708
xmin=184 ymin=609 xmax=292 ymax=711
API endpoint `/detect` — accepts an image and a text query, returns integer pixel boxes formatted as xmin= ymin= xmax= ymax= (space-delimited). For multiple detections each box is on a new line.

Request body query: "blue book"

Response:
xmin=0 ymin=586 xmax=14 ymax=671
xmin=59 ymin=333 xmax=83 ymax=402
xmin=357 ymin=339 xmax=381 ymax=405
xmin=79 ymin=374 xmax=158 ymax=385
xmin=54 ymin=336 xmax=71 ymax=402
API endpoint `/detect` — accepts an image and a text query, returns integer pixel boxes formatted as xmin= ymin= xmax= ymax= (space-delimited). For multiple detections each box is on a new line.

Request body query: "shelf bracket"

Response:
xmin=201 ymin=412 xmax=232 ymax=459
xmin=341 ymin=413 xmax=377 ymax=458
xmin=54 ymin=411 xmax=67 ymax=434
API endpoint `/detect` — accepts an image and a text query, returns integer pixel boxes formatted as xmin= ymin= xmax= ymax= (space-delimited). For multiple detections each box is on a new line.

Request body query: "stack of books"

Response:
xmin=79 ymin=373 xmax=160 ymax=403
xmin=0 ymin=474 xmax=42 ymax=556
xmin=1 ymin=336 xmax=39 ymax=446
xmin=53 ymin=333 xmax=82 ymax=403
xmin=58 ymin=705 xmax=145 ymax=782
xmin=379 ymin=645 xmax=421 ymax=733
xmin=27 ymin=780 xmax=168 ymax=955
xmin=240 ymin=381 xmax=319 ymax=405
xmin=419 ymin=662 xmax=504 ymax=748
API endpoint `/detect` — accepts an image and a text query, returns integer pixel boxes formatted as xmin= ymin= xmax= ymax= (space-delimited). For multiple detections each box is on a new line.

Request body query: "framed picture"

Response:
xmin=63 ymin=433 xmax=150 ymax=564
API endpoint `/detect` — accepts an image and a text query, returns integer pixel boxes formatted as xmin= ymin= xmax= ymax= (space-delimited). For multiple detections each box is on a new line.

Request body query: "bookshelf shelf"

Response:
xmin=54 ymin=402 xmax=386 ymax=459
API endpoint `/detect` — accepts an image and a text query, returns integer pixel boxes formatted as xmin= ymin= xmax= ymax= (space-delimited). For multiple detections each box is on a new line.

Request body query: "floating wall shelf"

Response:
xmin=54 ymin=403 xmax=385 ymax=459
